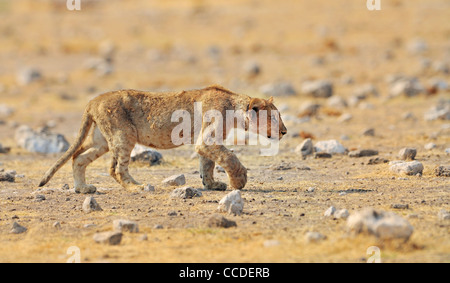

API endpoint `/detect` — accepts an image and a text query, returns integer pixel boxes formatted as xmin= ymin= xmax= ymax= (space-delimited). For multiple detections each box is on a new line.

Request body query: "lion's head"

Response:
xmin=247 ymin=96 xmax=287 ymax=140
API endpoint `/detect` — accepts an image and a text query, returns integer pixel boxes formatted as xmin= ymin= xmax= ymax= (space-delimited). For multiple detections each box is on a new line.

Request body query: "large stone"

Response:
xmin=170 ymin=186 xmax=202 ymax=199
xmin=259 ymin=82 xmax=297 ymax=97
xmin=389 ymin=160 xmax=423 ymax=175
xmin=10 ymin=222 xmax=27 ymax=234
xmin=93 ymin=231 xmax=122 ymax=245
xmin=389 ymin=77 xmax=424 ymax=97
xmin=162 ymin=174 xmax=186 ymax=186
xmin=301 ymin=80 xmax=333 ymax=98
xmin=0 ymin=172 xmax=15 ymax=182
xmin=15 ymin=125 xmax=69 ymax=154
xmin=347 ymin=208 xmax=413 ymax=240
xmin=295 ymin=138 xmax=313 ymax=158
xmin=314 ymin=140 xmax=347 ymax=154
xmin=82 ymin=196 xmax=103 ymax=213
xmin=130 ymin=144 xmax=163 ymax=165
xmin=113 ymin=219 xmax=139 ymax=233
xmin=398 ymin=147 xmax=417 ymax=160
xmin=217 ymin=190 xmax=244 ymax=216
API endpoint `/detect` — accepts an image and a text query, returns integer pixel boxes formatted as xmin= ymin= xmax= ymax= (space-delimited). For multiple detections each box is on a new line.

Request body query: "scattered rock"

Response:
xmin=424 ymin=143 xmax=436 ymax=150
xmin=361 ymin=128 xmax=375 ymax=137
xmin=143 ymin=184 xmax=155 ymax=192
xmin=295 ymin=138 xmax=314 ymax=158
xmin=407 ymin=38 xmax=428 ymax=54
xmin=338 ymin=113 xmax=353 ymax=123
xmin=16 ymin=67 xmax=42 ymax=85
xmin=0 ymin=172 xmax=15 ymax=182
xmin=35 ymin=194 xmax=46 ymax=202
xmin=207 ymin=214 xmax=237 ymax=228
xmin=243 ymin=61 xmax=261 ymax=77
xmin=389 ymin=77 xmax=424 ymax=97
xmin=10 ymin=222 xmax=27 ymax=234
xmin=389 ymin=160 xmax=423 ymax=176
xmin=434 ymin=165 xmax=450 ymax=177
xmin=153 ymin=224 xmax=163 ymax=229
xmin=324 ymin=206 xmax=336 ymax=217
xmin=391 ymin=204 xmax=409 ymax=210
xmin=53 ymin=221 xmax=61 ymax=229
xmin=335 ymin=209 xmax=350 ymax=219
xmin=162 ymin=174 xmax=186 ymax=186
xmin=93 ymin=231 xmax=122 ymax=245
xmin=348 ymin=149 xmax=378 ymax=158
xmin=217 ymin=190 xmax=244 ymax=216
xmin=346 ymin=208 xmax=414 ymax=240
xmin=301 ymin=80 xmax=333 ymax=98
xmin=314 ymin=152 xmax=332 ymax=159
xmin=130 ymin=144 xmax=163 ymax=165
xmin=0 ymin=104 xmax=14 ymax=118
xmin=305 ymin=232 xmax=327 ymax=243
xmin=113 ymin=219 xmax=139 ymax=233
xmin=15 ymin=125 xmax=69 ymax=154
xmin=314 ymin=139 xmax=347 ymax=154
xmin=367 ymin=157 xmax=389 ymax=165
xmin=307 ymin=187 xmax=315 ymax=192
xmin=424 ymin=100 xmax=450 ymax=121
xmin=352 ymin=84 xmax=379 ymax=99
xmin=398 ymin=147 xmax=417 ymax=160
xmin=259 ymin=82 xmax=296 ymax=97
xmin=0 ymin=143 xmax=10 ymax=154
xmin=168 ymin=211 xmax=178 ymax=216
xmin=263 ymin=239 xmax=280 ymax=247
xmin=82 ymin=196 xmax=103 ymax=213
xmin=170 ymin=186 xmax=202 ymax=199
xmin=327 ymin=96 xmax=348 ymax=108
xmin=437 ymin=209 xmax=450 ymax=220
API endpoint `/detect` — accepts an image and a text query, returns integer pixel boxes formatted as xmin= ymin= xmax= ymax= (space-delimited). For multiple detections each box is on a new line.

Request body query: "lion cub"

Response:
xmin=39 ymin=85 xmax=287 ymax=193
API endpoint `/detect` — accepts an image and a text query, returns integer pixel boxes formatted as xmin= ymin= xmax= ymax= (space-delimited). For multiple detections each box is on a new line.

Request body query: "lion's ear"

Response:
xmin=248 ymin=98 xmax=266 ymax=112
xmin=267 ymin=96 xmax=274 ymax=104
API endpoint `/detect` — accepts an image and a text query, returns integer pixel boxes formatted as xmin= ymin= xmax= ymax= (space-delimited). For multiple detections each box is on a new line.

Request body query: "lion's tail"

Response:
xmin=38 ymin=111 xmax=93 ymax=187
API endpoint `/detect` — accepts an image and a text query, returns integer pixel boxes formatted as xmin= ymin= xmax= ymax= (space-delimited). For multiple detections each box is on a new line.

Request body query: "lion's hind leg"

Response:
xmin=108 ymin=134 xmax=143 ymax=192
xmin=72 ymin=125 xmax=109 ymax=194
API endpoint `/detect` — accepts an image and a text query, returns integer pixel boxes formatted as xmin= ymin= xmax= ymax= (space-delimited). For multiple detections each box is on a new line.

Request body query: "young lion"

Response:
xmin=39 ymin=85 xmax=287 ymax=193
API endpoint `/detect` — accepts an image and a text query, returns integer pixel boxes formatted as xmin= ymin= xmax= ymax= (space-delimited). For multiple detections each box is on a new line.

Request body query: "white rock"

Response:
xmin=347 ymin=208 xmax=413 ymax=240
xmin=305 ymin=232 xmax=327 ymax=243
xmin=398 ymin=147 xmax=417 ymax=160
xmin=82 ymin=196 xmax=103 ymax=213
xmin=16 ymin=67 xmax=42 ymax=85
xmin=295 ymin=138 xmax=313 ymax=157
xmin=335 ymin=209 xmax=349 ymax=219
xmin=424 ymin=143 xmax=436 ymax=150
xmin=389 ymin=160 xmax=423 ymax=176
xmin=424 ymin=102 xmax=450 ymax=121
xmin=10 ymin=222 xmax=27 ymax=234
xmin=389 ymin=78 xmax=424 ymax=97
xmin=324 ymin=206 xmax=336 ymax=217
xmin=15 ymin=125 xmax=69 ymax=154
xmin=113 ymin=219 xmax=139 ymax=233
xmin=438 ymin=210 xmax=450 ymax=220
xmin=93 ymin=231 xmax=122 ymax=245
xmin=162 ymin=174 xmax=186 ymax=186
xmin=217 ymin=190 xmax=244 ymax=216
xmin=170 ymin=186 xmax=202 ymax=199
xmin=259 ymin=82 xmax=296 ymax=97
xmin=338 ymin=113 xmax=353 ymax=123
xmin=301 ymin=80 xmax=333 ymax=98
xmin=314 ymin=140 xmax=347 ymax=154
xmin=0 ymin=104 xmax=14 ymax=118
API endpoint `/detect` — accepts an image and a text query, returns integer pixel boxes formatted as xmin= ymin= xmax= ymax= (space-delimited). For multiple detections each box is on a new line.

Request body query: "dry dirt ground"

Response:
xmin=0 ymin=0 xmax=449 ymax=262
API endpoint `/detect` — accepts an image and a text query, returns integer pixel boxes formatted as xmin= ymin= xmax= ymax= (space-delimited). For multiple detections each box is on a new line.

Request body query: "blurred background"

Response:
xmin=0 ymin=0 xmax=449 ymax=144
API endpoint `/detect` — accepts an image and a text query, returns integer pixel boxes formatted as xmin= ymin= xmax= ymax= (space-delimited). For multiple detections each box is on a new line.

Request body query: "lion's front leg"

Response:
xmin=198 ymin=155 xmax=227 ymax=191
xmin=196 ymin=144 xmax=247 ymax=190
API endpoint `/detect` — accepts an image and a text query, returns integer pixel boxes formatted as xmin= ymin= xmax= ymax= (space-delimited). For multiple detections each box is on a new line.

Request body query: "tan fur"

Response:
xmin=38 ymin=85 xmax=287 ymax=193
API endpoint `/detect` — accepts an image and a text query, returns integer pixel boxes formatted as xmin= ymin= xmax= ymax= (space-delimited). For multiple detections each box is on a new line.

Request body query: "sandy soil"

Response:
xmin=0 ymin=0 xmax=449 ymax=262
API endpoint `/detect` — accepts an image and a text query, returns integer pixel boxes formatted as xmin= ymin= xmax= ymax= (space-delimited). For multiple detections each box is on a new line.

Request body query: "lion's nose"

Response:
xmin=281 ymin=129 xmax=287 ymax=136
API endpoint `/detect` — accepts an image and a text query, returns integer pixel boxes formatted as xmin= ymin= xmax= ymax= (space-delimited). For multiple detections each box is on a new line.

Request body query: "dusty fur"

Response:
xmin=38 ymin=86 xmax=287 ymax=193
